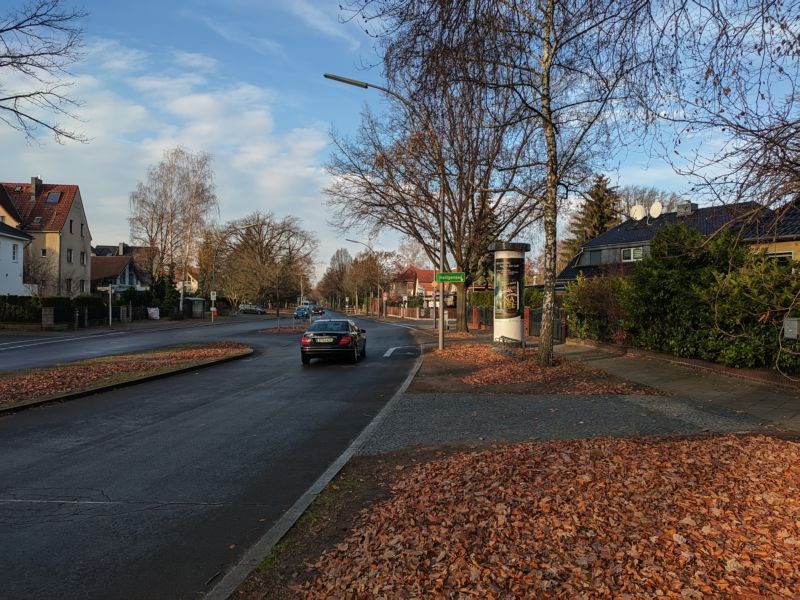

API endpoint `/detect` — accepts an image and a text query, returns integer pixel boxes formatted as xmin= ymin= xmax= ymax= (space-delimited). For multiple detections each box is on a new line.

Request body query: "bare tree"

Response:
xmin=316 ymin=248 xmax=353 ymax=309
xmin=326 ymin=58 xmax=543 ymax=331
xmin=645 ymin=2 xmax=799 ymax=214
xmin=214 ymin=212 xmax=318 ymax=312
xmin=22 ymin=247 xmax=55 ymax=297
xmin=616 ymin=186 xmax=682 ymax=216
xmin=0 ymin=0 xmax=87 ymax=143
xmin=128 ymin=146 xmax=218 ymax=307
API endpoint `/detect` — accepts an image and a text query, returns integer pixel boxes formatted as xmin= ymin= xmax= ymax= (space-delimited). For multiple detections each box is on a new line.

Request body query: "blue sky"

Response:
xmin=2 ymin=0 xmax=687 ymax=277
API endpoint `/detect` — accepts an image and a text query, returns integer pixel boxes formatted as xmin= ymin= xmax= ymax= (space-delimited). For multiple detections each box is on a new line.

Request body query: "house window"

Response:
xmin=621 ymin=247 xmax=645 ymax=262
xmin=767 ymin=251 xmax=793 ymax=265
xmin=80 ymin=251 xmax=86 ymax=265
xmin=41 ymin=248 xmax=47 ymax=257
xmin=79 ymin=280 xmax=86 ymax=293
xmin=33 ymin=217 xmax=42 ymax=225
xmin=67 ymin=249 xmax=73 ymax=263
xmin=12 ymin=244 xmax=18 ymax=262
xmin=588 ymin=250 xmax=601 ymax=265
xmin=69 ymin=219 xmax=73 ymax=233
xmin=65 ymin=278 xmax=72 ymax=292
xmin=80 ymin=223 xmax=84 ymax=237
xmin=0 ymin=216 xmax=4 ymax=223
xmin=46 ymin=191 xmax=61 ymax=203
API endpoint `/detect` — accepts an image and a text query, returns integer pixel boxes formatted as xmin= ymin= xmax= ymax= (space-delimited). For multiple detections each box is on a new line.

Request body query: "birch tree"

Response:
xmin=128 ymin=147 xmax=218 ymax=306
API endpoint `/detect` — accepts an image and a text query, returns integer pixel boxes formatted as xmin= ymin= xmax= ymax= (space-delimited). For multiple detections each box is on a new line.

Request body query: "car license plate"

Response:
xmin=316 ymin=337 xmax=334 ymax=343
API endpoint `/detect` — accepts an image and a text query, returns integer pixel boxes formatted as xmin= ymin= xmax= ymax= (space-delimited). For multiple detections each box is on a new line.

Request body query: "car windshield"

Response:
xmin=308 ymin=321 xmax=349 ymax=332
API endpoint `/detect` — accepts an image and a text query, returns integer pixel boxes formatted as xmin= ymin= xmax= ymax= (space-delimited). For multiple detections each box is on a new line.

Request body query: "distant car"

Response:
xmin=311 ymin=306 xmax=325 ymax=315
xmin=293 ymin=307 xmax=310 ymax=319
xmin=300 ymin=319 xmax=366 ymax=365
xmin=239 ymin=303 xmax=265 ymax=315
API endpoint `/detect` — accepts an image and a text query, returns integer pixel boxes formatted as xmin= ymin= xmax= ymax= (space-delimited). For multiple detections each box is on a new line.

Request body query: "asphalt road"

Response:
xmin=0 ymin=315 xmax=300 ymax=373
xmin=0 ymin=315 xmax=420 ymax=600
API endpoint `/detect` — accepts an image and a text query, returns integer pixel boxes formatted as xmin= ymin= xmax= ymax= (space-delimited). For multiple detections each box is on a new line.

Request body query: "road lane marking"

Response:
xmin=383 ymin=346 xmax=418 ymax=358
xmin=0 ymin=330 xmax=127 ymax=351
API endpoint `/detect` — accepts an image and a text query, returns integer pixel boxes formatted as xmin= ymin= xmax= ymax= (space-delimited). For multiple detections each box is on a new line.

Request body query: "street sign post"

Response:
xmin=435 ymin=272 xmax=465 ymax=283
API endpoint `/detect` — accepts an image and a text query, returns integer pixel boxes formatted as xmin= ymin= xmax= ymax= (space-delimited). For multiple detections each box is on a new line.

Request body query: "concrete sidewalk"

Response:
xmin=557 ymin=341 xmax=800 ymax=433
xmin=358 ymin=334 xmax=800 ymax=456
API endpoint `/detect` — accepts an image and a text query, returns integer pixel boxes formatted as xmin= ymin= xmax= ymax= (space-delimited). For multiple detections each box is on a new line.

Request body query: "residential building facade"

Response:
xmin=557 ymin=201 xmax=763 ymax=285
xmin=0 ymin=177 xmax=92 ymax=296
xmin=0 ymin=221 xmax=32 ymax=295
xmin=90 ymin=255 xmax=147 ymax=292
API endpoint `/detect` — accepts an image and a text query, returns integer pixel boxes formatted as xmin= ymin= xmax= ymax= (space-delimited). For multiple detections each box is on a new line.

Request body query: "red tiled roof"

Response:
xmin=2 ymin=181 xmax=80 ymax=232
xmin=91 ymin=255 xmax=132 ymax=281
xmin=0 ymin=185 xmax=22 ymax=224
xmin=415 ymin=268 xmax=435 ymax=284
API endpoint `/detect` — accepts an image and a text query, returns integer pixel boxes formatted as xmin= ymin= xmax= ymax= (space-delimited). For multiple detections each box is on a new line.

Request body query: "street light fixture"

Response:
xmin=325 ymin=72 xmax=446 ymax=349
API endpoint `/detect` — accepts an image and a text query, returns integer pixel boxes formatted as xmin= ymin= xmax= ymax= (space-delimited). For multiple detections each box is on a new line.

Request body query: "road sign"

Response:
xmin=210 ymin=291 xmax=217 ymax=301
xmin=435 ymin=272 xmax=465 ymax=283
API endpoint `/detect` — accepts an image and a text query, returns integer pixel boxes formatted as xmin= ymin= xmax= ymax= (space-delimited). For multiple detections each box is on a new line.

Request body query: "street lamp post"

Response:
xmin=325 ymin=73 xmax=445 ymax=348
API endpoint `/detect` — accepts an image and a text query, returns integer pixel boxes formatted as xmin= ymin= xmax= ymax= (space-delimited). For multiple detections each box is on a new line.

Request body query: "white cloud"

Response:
xmin=285 ymin=0 xmax=361 ymax=51
xmin=88 ymin=38 xmax=149 ymax=73
xmin=0 ymin=35 xmax=384 ymax=279
xmin=194 ymin=14 xmax=286 ymax=58
xmin=173 ymin=51 xmax=219 ymax=72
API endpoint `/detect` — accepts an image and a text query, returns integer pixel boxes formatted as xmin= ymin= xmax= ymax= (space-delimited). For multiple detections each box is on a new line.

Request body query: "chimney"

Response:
xmin=119 ymin=242 xmax=125 ymax=256
xmin=675 ymin=201 xmax=698 ymax=217
xmin=30 ymin=176 xmax=42 ymax=202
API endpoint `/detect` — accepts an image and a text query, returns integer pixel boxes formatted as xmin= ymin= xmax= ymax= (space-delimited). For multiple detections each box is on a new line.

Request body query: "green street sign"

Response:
xmin=435 ymin=272 xmax=465 ymax=283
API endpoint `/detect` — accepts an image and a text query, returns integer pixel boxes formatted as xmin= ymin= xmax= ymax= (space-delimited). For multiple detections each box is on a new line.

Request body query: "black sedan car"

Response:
xmin=300 ymin=319 xmax=366 ymax=365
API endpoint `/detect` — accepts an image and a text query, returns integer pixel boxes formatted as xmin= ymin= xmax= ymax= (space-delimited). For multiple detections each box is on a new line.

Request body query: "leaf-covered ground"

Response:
xmin=298 ymin=435 xmax=800 ymax=598
xmin=412 ymin=343 xmax=664 ymax=395
xmin=0 ymin=342 xmax=251 ymax=409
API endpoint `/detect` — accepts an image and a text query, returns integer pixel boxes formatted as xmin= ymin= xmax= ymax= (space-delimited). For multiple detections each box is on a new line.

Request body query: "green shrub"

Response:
xmin=468 ymin=290 xmax=493 ymax=307
xmin=704 ymin=252 xmax=800 ymax=371
xmin=524 ymin=287 xmax=544 ymax=308
xmin=563 ymin=275 xmax=629 ymax=342
xmin=0 ymin=295 xmax=40 ymax=322
xmin=624 ymin=225 xmax=747 ymax=357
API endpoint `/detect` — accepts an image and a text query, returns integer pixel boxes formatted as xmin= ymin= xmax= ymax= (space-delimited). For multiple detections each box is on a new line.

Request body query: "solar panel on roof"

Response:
xmin=45 ymin=191 xmax=61 ymax=203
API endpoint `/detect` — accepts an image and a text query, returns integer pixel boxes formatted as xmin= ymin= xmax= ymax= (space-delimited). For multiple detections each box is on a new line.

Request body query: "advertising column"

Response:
xmin=489 ymin=241 xmax=531 ymax=343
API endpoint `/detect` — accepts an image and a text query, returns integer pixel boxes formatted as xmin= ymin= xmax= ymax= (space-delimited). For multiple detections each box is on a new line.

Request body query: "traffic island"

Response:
xmin=0 ymin=342 xmax=252 ymax=413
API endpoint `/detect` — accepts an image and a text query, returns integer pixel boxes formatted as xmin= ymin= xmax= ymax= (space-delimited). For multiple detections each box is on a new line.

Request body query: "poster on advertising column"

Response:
xmin=494 ymin=256 xmax=524 ymax=319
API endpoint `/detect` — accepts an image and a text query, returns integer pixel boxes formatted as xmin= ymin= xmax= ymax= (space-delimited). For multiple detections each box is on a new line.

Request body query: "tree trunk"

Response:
xmin=455 ymin=281 xmax=468 ymax=331
xmin=538 ymin=0 xmax=557 ymax=367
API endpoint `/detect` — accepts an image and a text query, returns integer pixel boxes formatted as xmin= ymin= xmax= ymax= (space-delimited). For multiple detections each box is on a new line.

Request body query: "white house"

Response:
xmin=0 ymin=221 xmax=33 ymax=295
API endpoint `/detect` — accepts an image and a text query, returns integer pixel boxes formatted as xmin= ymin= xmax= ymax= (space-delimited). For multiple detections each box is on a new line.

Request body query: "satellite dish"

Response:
xmin=649 ymin=201 xmax=663 ymax=219
xmin=629 ymin=204 xmax=646 ymax=221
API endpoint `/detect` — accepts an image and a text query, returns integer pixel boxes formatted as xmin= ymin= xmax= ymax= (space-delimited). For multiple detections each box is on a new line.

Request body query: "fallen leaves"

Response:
xmin=433 ymin=343 xmax=660 ymax=394
xmin=0 ymin=342 xmax=251 ymax=409
xmin=299 ymin=435 xmax=800 ymax=598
